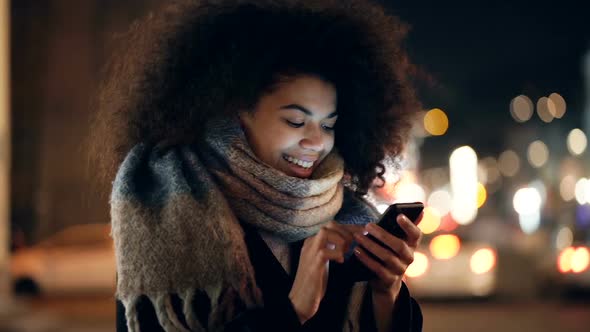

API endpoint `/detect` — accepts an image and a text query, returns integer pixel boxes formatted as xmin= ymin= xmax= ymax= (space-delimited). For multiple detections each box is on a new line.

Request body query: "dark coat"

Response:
xmin=116 ymin=191 xmax=423 ymax=331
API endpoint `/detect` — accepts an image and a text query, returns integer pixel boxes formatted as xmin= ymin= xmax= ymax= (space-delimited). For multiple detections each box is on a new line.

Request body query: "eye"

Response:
xmin=322 ymin=124 xmax=335 ymax=131
xmin=285 ymin=120 xmax=304 ymax=128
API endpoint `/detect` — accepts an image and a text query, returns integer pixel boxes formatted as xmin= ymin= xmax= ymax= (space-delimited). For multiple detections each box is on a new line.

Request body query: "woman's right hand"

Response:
xmin=288 ymin=221 xmax=361 ymax=324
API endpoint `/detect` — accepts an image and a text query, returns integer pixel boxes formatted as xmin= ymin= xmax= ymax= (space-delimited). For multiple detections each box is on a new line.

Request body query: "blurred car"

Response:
xmin=554 ymin=243 xmax=590 ymax=293
xmin=404 ymin=234 xmax=498 ymax=298
xmin=533 ymin=221 xmax=590 ymax=297
xmin=10 ymin=223 xmax=116 ymax=295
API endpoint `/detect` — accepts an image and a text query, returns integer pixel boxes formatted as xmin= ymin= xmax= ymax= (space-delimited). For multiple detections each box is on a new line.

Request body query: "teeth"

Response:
xmin=284 ymin=155 xmax=314 ymax=169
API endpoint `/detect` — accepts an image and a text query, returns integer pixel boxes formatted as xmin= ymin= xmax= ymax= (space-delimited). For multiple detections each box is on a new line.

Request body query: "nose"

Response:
xmin=299 ymin=126 xmax=325 ymax=152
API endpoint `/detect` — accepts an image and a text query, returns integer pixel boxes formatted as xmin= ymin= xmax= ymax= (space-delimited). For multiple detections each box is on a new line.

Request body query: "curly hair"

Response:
xmin=90 ymin=0 xmax=420 ymax=196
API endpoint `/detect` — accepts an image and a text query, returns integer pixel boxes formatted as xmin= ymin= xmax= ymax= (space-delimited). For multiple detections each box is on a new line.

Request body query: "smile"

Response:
xmin=282 ymin=154 xmax=315 ymax=169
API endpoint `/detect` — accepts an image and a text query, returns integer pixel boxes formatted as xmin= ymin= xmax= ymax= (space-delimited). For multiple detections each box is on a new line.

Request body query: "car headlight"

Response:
xmin=558 ymin=246 xmax=590 ymax=274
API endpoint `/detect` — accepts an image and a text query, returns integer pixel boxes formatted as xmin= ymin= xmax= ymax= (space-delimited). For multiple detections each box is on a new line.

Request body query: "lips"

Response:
xmin=287 ymin=153 xmax=317 ymax=160
xmin=282 ymin=154 xmax=318 ymax=169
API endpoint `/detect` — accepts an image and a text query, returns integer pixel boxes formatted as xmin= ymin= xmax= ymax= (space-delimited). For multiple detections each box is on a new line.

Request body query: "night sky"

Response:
xmin=379 ymin=0 xmax=589 ymax=166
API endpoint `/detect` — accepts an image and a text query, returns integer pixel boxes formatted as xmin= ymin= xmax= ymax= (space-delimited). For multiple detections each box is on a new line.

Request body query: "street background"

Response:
xmin=3 ymin=0 xmax=590 ymax=331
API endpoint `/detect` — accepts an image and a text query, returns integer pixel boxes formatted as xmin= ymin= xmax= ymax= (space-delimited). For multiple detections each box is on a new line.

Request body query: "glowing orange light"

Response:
xmin=418 ymin=207 xmax=441 ymax=235
xmin=558 ymin=247 xmax=575 ymax=273
xmin=571 ymin=247 xmax=590 ymax=273
xmin=423 ymin=108 xmax=449 ymax=136
xmin=477 ymin=183 xmax=487 ymax=208
xmin=429 ymin=234 xmax=461 ymax=260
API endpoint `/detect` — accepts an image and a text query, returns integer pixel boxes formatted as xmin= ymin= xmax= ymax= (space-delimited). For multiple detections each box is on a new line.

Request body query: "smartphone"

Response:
xmin=341 ymin=202 xmax=424 ymax=282
xmin=372 ymin=202 xmax=424 ymax=241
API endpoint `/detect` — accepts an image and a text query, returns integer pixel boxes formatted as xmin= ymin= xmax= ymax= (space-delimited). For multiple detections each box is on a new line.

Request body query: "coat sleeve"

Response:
xmin=359 ymin=281 xmax=423 ymax=332
xmin=116 ymin=294 xmax=302 ymax=332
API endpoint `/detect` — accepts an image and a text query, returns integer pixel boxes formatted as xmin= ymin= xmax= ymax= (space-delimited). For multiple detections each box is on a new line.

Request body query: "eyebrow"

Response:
xmin=280 ymin=104 xmax=338 ymax=119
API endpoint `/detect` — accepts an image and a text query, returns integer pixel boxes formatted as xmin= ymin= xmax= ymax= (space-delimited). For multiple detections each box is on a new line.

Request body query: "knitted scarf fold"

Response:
xmin=111 ymin=116 xmax=376 ymax=331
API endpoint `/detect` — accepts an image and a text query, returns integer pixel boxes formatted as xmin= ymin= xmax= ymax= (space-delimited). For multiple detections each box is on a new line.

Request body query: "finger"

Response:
xmin=317 ymin=244 xmax=346 ymax=264
xmin=317 ymin=228 xmax=347 ymax=259
xmin=340 ymin=224 xmax=366 ymax=235
xmin=325 ymin=242 xmax=336 ymax=251
xmin=355 ymin=230 xmax=413 ymax=268
xmin=324 ymin=222 xmax=355 ymax=249
xmin=353 ymin=246 xmax=399 ymax=283
xmin=353 ymin=231 xmax=392 ymax=262
xmin=364 ymin=223 xmax=414 ymax=264
xmin=397 ymin=214 xmax=422 ymax=247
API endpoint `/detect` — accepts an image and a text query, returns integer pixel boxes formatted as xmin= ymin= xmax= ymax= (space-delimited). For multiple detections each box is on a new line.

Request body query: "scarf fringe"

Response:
xmin=122 ymin=281 xmax=366 ymax=332
xmin=156 ymin=294 xmax=191 ymax=332
xmin=122 ymin=296 xmax=141 ymax=332
xmin=121 ymin=289 xmax=223 ymax=332
xmin=181 ymin=289 xmax=205 ymax=332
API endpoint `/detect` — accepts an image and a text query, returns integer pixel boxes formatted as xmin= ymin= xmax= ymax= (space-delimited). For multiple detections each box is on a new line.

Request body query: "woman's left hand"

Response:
xmin=352 ymin=213 xmax=423 ymax=296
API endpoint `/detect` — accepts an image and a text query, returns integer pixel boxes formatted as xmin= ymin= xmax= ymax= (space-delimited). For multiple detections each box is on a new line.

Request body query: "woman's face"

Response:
xmin=239 ymin=75 xmax=338 ymax=178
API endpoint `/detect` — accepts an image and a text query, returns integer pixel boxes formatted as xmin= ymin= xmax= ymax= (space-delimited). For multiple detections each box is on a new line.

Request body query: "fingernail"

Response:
xmin=362 ymin=230 xmax=369 ymax=236
xmin=354 ymin=248 xmax=362 ymax=256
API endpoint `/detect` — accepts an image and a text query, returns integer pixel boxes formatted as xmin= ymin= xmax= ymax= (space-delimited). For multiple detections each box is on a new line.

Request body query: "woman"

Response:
xmin=91 ymin=0 xmax=423 ymax=331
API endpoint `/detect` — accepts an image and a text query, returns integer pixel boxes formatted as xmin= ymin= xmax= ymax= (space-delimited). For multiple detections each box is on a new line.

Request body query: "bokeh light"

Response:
xmin=558 ymin=247 xmax=575 ymax=273
xmin=555 ymin=226 xmax=573 ymax=250
xmin=509 ymin=95 xmax=534 ymax=122
xmin=513 ymin=187 xmax=542 ymax=214
xmin=470 ymin=248 xmax=496 ymax=274
xmin=574 ymin=178 xmax=590 ymax=205
xmin=513 ymin=187 xmax=542 ymax=234
xmin=536 ymin=96 xmax=556 ymax=123
xmin=477 ymin=182 xmax=487 ymax=208
xmin=527 ymin=140 xmax=549 ymax=168
xmin=423 ymin=108 xmax=449 ymax=136
xmin=519 ymin=212 xmax=541 ymax=234
xmin=548 ymin=92 xmax=566 ymax=118
xmin=560 ymin=175 xmax=577 ymax=202
xmin=406 ymin=251 xmax=429 ymax=278
xmin=430 ymin=234 xmax=461 ymax=260
xmin=498 ymin=150 xmax=520 ymax=177
xmin=393 ymin=182 xmax=426 ymax=203
xmin=571 ymin=247 xmax=590 ymax=273
xmin=418 ymin=206 xmax=441 ymax=235
xmin=450 ymin=146 xmax=478 ymax=225
xmin=427 ymin=189 xmax=452 ymax=216
xmin=567 ymin=128 xmax=587 ymax=156
xmin=576 ymin=204 xmax=590 ymax=228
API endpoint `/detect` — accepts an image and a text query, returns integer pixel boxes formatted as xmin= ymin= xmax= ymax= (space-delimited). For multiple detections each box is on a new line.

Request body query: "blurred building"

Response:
xmin=2 ymin=0 xmax=12 ymax=311
xmin=10 ymin=1 xmax=156 ymax=243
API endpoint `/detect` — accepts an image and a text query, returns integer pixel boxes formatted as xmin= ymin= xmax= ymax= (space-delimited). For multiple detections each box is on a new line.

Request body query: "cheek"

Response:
xmin=325 ymin=135 xmax=335 ymax=153
xmin=269 ymin=131 xmax=299 ymax=154
xmin=252 ymin=129 xmax=296 ymax=162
